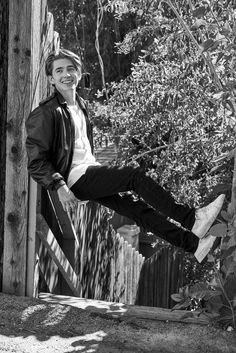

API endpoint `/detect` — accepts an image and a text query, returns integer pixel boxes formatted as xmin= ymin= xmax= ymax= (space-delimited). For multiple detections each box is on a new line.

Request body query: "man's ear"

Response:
xmin=49 ymin=75 xmax=55 ymax=85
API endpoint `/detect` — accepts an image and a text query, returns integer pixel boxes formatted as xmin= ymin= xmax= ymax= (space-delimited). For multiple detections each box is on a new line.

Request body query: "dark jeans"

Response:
xmin=71 ymin=165 xmax=199 ymax=253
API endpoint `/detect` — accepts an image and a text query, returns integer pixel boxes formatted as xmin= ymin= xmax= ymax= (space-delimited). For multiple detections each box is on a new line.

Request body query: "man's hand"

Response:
xmin=57 ymin=184 xmax=79 ymax=213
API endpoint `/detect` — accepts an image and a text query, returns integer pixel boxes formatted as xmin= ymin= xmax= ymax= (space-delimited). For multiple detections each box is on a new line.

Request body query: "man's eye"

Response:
xmin=68 ymin=67 xmax=76 ymax=71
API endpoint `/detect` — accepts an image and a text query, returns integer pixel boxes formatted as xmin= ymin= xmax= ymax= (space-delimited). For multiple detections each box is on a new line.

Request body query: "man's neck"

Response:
xmin=59 ymin=89 xmax=76 ymax=106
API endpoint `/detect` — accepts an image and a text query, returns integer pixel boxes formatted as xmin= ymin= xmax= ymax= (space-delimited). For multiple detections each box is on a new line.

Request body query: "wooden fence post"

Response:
xmin=2 ymin=0 xmax=57 ymax=297
xmin=0 ymin=0 xmax=9 ymax=291
xmin=2 ymin=0 xmax=34 ymax=295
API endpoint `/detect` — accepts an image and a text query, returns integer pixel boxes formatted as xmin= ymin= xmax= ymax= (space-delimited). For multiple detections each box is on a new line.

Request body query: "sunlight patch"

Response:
xmin=21 ymin=304 xmax=71 ymax=326
xmin=75 ymin=330 xmax=107 ymax=342
xmin=41 ymin=306 xmax=71 ymax=326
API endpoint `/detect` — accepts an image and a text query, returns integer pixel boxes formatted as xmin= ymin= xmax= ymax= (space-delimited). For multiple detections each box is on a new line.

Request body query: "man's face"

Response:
xmin=49 ymin=58 xmax=82 ymax=94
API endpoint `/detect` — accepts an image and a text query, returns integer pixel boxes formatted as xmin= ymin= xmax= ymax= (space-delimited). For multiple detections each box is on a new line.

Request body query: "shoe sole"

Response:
xmin=193 ymin=194 xmax=225 ymax=238
xmin=194 ymin=236 xmax=219 ymax=263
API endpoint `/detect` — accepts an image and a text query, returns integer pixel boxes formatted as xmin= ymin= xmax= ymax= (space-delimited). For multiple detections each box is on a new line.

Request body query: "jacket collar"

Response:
xmin=54 ymin=88 xmax=87 ymax=114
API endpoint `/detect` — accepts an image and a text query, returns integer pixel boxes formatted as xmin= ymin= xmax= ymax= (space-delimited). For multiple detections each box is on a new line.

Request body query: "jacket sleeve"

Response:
xmin=25 ymin=105 xmax=66 ymax=190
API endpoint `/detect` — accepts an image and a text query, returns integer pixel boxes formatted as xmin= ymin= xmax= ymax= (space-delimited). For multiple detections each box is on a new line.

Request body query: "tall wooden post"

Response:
xmin=3 ymin=0 xmax=36 ymax=295
xmin=0 ymin=0 xmax=9 ymax=292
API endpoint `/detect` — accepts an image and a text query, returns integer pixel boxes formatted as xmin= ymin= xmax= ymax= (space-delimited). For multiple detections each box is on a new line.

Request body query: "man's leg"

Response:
xmin=71 ymin=167 xmax=224 ymax=262
xmin=71 ymin=165 xmax=195 ymax=229
xmin=98 ymin=194 xmax=199 ymax=253
xmin=71 ymin=184 xmax=198 ymax=253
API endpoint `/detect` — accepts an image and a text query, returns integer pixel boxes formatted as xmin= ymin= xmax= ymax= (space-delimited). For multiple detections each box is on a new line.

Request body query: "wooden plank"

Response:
xmin=26 ymin=0 xmax=43 ymax=297
xmin=37 ymin=214 xmax=81 ymax=297
xmin=3 ymin=0 xmax=33 ymax=295
xmin=39 ymin=293 xmax=212 ymax=325
xmin=0 ymin=2 xmax=9 ymax=282
xmin=154 ymin=252 xmax=160 ymax=307
xmin=127 ymin=244 xmax=133 ymax=304
xmin=123 ymin=241 xmax=128 ymax=303
xmin=109 ymin=241 xmax=115 ymax=301
xmin=114 ymin=233 xmax=121 ymax=301
xmin=38 ymin=240 xmax=59 ymax=293
xmin=132 ymin=249 xmax=139 ymax=304
xmin=119 ymin=237 xmax=125 ymax=302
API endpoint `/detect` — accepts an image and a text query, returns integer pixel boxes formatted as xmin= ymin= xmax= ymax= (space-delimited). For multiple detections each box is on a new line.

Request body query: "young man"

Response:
xmin=26 ymin=49 xmax=225 ymax=263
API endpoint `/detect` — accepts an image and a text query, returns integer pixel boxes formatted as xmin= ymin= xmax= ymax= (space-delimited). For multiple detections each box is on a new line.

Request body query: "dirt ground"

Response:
xmin=0 ymin=293 xmax=235 ymax=353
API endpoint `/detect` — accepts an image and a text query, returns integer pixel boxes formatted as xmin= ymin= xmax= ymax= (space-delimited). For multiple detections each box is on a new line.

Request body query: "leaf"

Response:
xmin=171 ymin=298 xmax=191 ymax=311
xmin=208 ymin=223 xmax=227 ymax=237
xmin=202 ymin=0 xmax=210 ymax=5
xmin=206 ymin=296 xmax=224 ymax=314
xmin=192 ymin=6 xmax=209 ymax=18
xmin=191 ymin=19 xmax=207 ymax=29
xmin=191 ymin=289 xmax=222 ymax=301
xmin=216 ymin=52 xmax=225 ymax=64
xmin=137 ymin=9 xmax=143 ymax=16
xmin=212 ymin=91 xmax=224 ymax=100
xmin=190 ymin=282 xmax=209 ymax=294
xmin=220 ymin=27 xmax=231 ymax=36
xmin=221 ymin=210 xmax=232 ymax=222
xmin=200 ymin=39 xmax=215 ymax=52
xmin=224 ymin=274 xmax=236 ymax=302
xmin=203 ymin=290 xmax=222 ymax=301
xmin=171 ymin=293 xmax=184 ymax=302
xmin=221 ymin=246 xmax=236 ymax=260
xmin=207 ymin=254 xmax=215 ymax=262
xmin=208 ymin=276 xmax=223 ymax=289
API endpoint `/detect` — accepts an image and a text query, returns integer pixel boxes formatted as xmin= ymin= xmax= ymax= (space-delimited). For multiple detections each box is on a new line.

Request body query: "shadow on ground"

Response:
xmin=0 ymin=293 xmax=235 ymax=353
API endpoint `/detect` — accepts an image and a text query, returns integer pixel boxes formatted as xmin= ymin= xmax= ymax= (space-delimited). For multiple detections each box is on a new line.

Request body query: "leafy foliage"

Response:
xmin=92 ymin=0 xmax=236 ymax=299
xmin=93 ymin=0 xmax=236 ymax=207
xmin=172 ymin=204 xmax=236 ymax=329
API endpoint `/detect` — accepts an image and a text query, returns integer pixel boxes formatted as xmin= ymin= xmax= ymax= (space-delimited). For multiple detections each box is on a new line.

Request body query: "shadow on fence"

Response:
xmin=136 ymin=247 xmax=184 ymax=308
xmin=71 ymin=202 xmax=145 ymax=303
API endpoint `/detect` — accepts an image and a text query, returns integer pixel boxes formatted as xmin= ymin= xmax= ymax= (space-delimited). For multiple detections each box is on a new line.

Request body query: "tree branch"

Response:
xmin=95 ymin=0 xmax=108 ymax=100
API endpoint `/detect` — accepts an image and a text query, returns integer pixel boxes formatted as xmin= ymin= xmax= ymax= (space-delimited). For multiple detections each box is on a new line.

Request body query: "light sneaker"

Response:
xmin=194 ymin=234 xmax=217 ymax=263
xmin=192 ymin=194 xmax=225 ymax=239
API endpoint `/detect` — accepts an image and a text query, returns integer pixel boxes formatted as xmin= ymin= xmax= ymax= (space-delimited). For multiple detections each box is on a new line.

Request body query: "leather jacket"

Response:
xmin=26 ymin=89 xmax=93 ymax=191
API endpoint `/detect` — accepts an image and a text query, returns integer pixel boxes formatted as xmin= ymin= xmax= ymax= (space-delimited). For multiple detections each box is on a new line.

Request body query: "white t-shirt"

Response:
xmin=67 ymin=104 xmax=100 ymax=188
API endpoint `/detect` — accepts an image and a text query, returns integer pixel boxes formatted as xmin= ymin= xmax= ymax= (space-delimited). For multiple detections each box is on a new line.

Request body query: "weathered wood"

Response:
xmin=27 ymin=4 xmax=59 ymax=297
xmin=37 ymin=215 xmax=81 ymax=297
xmin=26 ymin=0 xmax=45 ymax=298
xmin=3 ymin=0 xmax=34 ymax=295
xmin=0 ymin=0 xmax=9 ymax=291
xmin=39 ymin=293 xmax=212 ymax=325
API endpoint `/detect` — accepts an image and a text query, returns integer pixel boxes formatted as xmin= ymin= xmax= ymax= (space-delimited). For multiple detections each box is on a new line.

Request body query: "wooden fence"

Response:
xmin=136 ymin=247 xmax=184 ymax=308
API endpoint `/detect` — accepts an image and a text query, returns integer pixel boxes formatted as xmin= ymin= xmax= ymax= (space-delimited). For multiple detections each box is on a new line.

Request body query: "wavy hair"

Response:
xmin=45 ymin=49 xmax=82 ymax=76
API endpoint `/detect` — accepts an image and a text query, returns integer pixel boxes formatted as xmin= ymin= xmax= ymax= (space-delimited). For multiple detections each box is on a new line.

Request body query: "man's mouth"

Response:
xmin=62 ymin=79 xmax=74 ymax=84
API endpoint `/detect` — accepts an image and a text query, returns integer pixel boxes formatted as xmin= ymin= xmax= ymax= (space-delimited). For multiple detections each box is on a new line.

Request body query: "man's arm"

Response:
xmin=26 ymin=105 xmax=65 ymax=191
xmin=26 ymin=106 xmax=83 ymax=211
